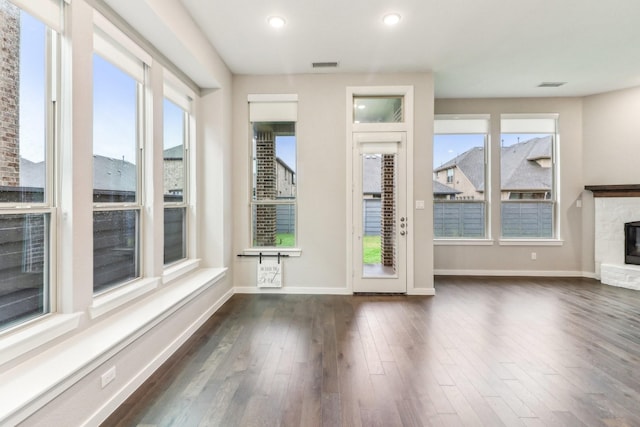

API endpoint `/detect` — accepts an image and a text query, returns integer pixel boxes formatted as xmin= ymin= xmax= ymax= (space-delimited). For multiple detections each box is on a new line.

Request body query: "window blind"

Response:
xmin=248 ymin=94 xmax=298 ymax=122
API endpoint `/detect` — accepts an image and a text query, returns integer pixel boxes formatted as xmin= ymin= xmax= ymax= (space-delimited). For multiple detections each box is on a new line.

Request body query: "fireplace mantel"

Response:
xmin=585 ymin=184 xmax=640 ymax=198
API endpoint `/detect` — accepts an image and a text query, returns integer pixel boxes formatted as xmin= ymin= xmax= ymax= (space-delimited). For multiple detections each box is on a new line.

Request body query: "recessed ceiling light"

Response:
xmin=383 ymin=13 xmax=401 ymax=26
xmin=267 ymin=16 xmax=286 ymax=28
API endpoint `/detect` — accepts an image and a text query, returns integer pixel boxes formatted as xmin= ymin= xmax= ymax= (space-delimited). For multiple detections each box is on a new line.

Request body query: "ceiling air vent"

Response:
xmin=537 ymin=82 xmax=567 ymax=88
xmin=312 ymin=61 xmax=339 ymax=69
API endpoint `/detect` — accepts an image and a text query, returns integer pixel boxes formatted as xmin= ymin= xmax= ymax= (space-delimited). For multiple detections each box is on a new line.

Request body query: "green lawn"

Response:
xmin=276 ymin=233 xmax=295 ymax=247
xmin=362 ymin=235 xmax=381 ymax=264
xmin=275 ymin=233 xmax=381 ymax=264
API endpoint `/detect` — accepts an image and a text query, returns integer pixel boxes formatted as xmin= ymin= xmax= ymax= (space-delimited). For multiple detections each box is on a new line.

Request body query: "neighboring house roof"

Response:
xmin=19 ymin=155 xmax=137 ymax=192
xmin=163 ymin=145 xmax=183 ymax=160
xmin=276 ymin=157 xmax=295 ymax=174
xmin=433 ymin=180 xmax=461 ymax=195
xmin=433 ymin=136 xmax=552 ymax=192
xmin=92 ymin=155 xmax=137 ymax=192
xmin=501 ymin=136 xmax=552 ymax=191
xmin=434 ymin=146 xmax=485 ymax=191
xmin=20 ymin=158 xmax=45 ymax=188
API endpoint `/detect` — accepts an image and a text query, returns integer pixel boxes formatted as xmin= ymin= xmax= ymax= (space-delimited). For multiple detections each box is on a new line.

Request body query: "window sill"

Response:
xmin=163 ymin=258 xmax=201 ymax=285
xmin=499 ymin=239 xmax=564 ymax=246
xmin=0 ymin=313 xmax=83 ymax=367
xmin=242 ymin=248 xmax=302 ymax=257
xmin=434 ymin=239 xmax=494 ymax=246
xmin=89 ymin=277 xmax=161 ymax=320
xmin=0 ymin=268 xmax=227 ymax=425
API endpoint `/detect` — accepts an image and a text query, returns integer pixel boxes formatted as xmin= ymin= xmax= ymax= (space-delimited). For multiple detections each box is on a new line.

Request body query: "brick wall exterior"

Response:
xmin=255 ymin=131 xmax=276 ymax=246
xmin=0 ymin=0 xmax=20 ymax=187
xmin=381 ymin=154 xmax=396 ymax=269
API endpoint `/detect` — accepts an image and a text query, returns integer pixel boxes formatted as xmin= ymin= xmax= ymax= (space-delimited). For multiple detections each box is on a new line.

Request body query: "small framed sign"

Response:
xmin=257 ymin=259 xmax=282 ymax=288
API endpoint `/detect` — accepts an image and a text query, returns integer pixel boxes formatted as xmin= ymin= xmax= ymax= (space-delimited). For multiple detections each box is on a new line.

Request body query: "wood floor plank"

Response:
xmin=103 ymin=277 xmax=640 ymax=427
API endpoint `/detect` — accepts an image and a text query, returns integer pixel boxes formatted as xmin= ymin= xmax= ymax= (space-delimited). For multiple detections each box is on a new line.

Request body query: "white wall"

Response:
xmin=434 ymin=97 xmax=587 ymax=275
xmin=232 ymin=73 xmax=434 ymax=293
xmin=583 ymin=86 xmax=640 ymax=186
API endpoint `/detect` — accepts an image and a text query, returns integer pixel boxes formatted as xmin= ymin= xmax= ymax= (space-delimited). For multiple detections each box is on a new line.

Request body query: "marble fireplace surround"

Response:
xmin=585 ymin=184 xmax=640 ymax=290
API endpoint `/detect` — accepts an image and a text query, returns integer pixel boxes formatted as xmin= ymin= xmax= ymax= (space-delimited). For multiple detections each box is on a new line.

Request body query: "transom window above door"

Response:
xmin=353 ymin=96 xmax=404 ymax=123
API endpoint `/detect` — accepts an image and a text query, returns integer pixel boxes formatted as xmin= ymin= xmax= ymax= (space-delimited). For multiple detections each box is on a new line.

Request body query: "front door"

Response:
xmin=352 ymin=132 xmax=407 ymax=293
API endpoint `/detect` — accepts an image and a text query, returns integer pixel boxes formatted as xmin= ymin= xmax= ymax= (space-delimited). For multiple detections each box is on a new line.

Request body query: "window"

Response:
xmin=433 ymin=115 xmax=489 ymax=238
xmin=92 ymin=15 xmax=149 ymax=293
xmin=353 ymin=96 xmax=403 ymax=123
xmin=249 ymin=94 xmax=298 ymax=248
xmin=163 ymin=79 xmax=191 ymax=265
xmin=0 ymin=0 xmax=60 ymax=331
xmin=500 ymin=114 xmax=558 ymax=238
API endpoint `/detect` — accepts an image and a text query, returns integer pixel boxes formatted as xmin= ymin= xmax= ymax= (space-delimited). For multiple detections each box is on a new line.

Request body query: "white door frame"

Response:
xmin=346 ymin=86 xmax=414 ymax=293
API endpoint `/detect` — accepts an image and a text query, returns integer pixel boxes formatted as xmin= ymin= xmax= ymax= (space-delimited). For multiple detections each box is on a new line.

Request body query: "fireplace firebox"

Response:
xmin=625 ymin=221 xmax=640 ymax=265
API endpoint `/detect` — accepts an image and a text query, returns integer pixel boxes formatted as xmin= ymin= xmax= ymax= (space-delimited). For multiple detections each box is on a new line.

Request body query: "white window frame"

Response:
xmin=0 ymin=1 xmax=60 ymax=332
xmin=91 ymin=12 xmax=151 ymax=294
xmin=433 ymin=114 xmax=491 ymax=241
xmin=499 ymin=113 xmax=559 ymax=242
xmin=247 ymin=94 xmax=299 ymax=253
xmin=162 ymin=72 xmax=194 ymax=267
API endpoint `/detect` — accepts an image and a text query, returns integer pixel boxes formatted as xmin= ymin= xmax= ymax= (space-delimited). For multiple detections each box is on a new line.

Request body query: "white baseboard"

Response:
xmin=85 ymin=287 xmax=234 ymax=427
xmin=236 ymin=286 xmax=435 ymax=296
xmin=234 ymin=286 xmax=352 ymax=295
xmin=408 ymin=288 xmax=436 ymax=296
xmin=434 ymin=269 xmax=598 ymax=279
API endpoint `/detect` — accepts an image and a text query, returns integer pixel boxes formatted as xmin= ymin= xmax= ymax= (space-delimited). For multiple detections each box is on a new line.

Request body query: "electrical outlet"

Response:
xmin=531 ymin=252 xmax=537 ymax=260
xmin=101 ymin=366 xmax=116 ymax=388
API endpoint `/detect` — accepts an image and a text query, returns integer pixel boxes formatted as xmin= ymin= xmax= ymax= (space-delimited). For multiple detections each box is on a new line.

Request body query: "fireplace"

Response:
xmin=626 ymin=221 xmax=640 ymax=265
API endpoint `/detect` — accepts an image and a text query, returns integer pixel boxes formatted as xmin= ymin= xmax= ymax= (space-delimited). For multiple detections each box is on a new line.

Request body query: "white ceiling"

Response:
xmin=106 ymin=0 xmax=640 ymax=98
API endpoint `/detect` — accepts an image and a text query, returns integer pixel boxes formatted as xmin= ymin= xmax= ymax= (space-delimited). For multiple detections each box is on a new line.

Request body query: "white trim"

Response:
xmin=434 ymin=269 xmax=590 ymax=277
xmin=83 ymin=286 xmax=233 ymax=427
xmin=241 ymin=248 xmax=302 ymax=257
xmin=346 ymin=85 xmax=414 ymax=295
xmin=408 ymin=288 xmax=436 ymax=296
xmin=355 ymin=132 xmax=403 ymax=143
xmin=434 ymin=239 xmax=495 ymax=246
xmin=89 ymin=277 xmax=161 ymax=319
xmin=498 ymin=239 xmax=564 ymax=246
xmin=162 ymin=258 xmax=200 ymax=285
xmin=0 ymin=313 xmax=82 ymax=367
xmin=0 ymin=268 xmax=226 ymax=426
xmin=234 ymin=286 xmax=351 ymax=295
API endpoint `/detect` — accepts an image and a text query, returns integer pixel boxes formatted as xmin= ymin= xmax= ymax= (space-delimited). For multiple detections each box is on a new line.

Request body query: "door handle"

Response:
xmin=400 ymin=230 xmax=406 ymax=236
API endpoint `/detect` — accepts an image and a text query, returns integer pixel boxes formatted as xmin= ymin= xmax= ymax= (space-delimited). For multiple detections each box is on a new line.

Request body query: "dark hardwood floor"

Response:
xmin=102 ymin=277 xmax=640 ymax=426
